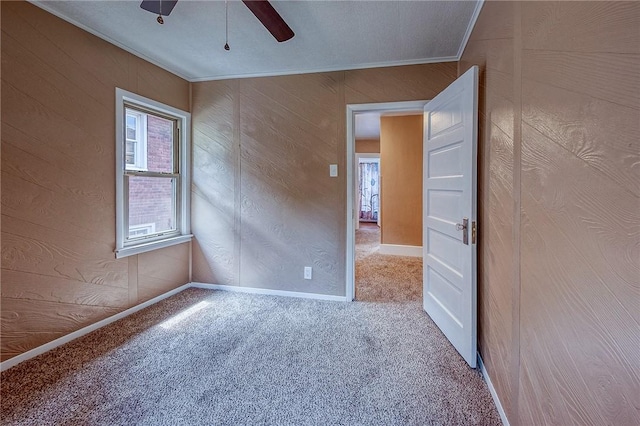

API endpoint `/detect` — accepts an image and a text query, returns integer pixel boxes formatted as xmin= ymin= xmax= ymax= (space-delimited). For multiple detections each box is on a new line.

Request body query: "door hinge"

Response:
xmin=471 ymin=221 xmax=477 ymax=244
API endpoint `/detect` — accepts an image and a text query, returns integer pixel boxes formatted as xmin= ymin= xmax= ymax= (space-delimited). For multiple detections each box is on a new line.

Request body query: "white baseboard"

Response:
xmin=0 ymin=283 xmax=192 ymax=372
xmin=1 ymin=282 xmax=348 ymax=371
xmin=478 ymin=353 xmax=510 ymax=426
xmin=379 ymin=244 xmax=422 ymax=257
xmin=190 ymin=282 xmax=348 ymax=302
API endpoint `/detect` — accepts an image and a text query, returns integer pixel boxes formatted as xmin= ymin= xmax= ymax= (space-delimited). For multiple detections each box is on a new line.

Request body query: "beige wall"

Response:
xmin=191 ymin=63 xmax=457 ymax=295
xmin=355 ymin=138 xmax=380 ymax=153
xmin=1 ymin=2 xmax=191 ymax=361
xmin=460 ymin=1 xmax=640 ymax=424
xmin=379 ymin=115 xmax=423 ymax=247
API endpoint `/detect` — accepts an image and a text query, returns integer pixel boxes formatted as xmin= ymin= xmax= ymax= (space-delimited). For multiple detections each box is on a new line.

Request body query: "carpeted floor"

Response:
xmin=355 ymin=223 xmax=423 ymax=302
xmin=1 ymin=288 xmax=501 ymax=425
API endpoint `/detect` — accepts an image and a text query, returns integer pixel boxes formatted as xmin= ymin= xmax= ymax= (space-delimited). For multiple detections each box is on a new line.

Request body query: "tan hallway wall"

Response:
xmin=1 ymin=2 xmax=191 ymax=361
xmin=379 ymin=115 xmax=423 ymax=247
xmin=460 ymin=1 xmax=640 ymax=424
xmin=191 ymin=63 xmax=456 ymax=296
xmin=355 ymin=138 xmax=380 ymax=154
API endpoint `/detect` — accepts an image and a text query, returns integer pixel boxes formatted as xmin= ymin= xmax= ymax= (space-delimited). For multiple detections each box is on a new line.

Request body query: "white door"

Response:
xmin=423 ymin=66 xmax=478 ymax=368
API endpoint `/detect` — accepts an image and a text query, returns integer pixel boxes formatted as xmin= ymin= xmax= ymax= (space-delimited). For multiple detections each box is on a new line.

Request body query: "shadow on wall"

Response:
xmin=191 ymin=135 xmax=340 ymax=292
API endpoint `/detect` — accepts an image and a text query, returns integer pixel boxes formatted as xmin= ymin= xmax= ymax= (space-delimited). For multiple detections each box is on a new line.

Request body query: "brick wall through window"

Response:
xmin=128 ymin=115 xmax=174 ymax=234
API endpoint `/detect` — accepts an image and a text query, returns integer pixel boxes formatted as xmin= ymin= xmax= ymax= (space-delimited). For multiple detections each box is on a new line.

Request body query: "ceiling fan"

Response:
xmin=140 ymin=0 xmax=295 ymax=43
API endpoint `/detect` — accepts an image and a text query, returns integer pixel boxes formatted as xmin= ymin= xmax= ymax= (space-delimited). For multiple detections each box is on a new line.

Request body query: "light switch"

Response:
xmin=329 ymin=164 xmax=338 ymax=177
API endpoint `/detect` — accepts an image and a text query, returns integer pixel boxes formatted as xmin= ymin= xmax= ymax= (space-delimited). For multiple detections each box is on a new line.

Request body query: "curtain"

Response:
xmin=358 ymin=162 xmax=379 ymax=222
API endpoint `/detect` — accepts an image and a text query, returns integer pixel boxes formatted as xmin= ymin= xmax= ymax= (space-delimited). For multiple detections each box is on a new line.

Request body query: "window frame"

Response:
xmin=115 ymin=88 xmax=192 ymax=259
xmin=129 ymin=222 xmax=157 ymax=237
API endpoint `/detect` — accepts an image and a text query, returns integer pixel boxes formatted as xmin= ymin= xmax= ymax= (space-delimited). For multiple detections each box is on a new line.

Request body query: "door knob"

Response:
xmin=456 ymin=217 xmax=469 ymax=245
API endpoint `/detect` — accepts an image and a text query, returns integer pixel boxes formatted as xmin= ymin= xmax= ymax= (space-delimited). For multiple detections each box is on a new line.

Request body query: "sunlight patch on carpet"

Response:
xmin=159 ymin=301 xmax=211 ymax=329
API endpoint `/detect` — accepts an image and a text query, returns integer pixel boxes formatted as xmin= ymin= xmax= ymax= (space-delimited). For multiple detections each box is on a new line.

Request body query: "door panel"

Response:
xmin=426 ymin=266 xmax=463 ymax=326
xmin=423 ymin=66 xmax=478 ymax=368
xmin=427 ymin=139 xmax=465 ymax=178
xmin=427 ymin=189 xmax=462 ymax=223
xmin=426 ymin=228 xmax=463 ymax=272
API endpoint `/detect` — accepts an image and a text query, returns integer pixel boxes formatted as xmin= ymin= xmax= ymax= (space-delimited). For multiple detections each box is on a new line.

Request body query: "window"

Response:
xmin=115 ymin=88 xmax=192 ymax=258
xmin=125 ymin=110 xmax=147 ymax=170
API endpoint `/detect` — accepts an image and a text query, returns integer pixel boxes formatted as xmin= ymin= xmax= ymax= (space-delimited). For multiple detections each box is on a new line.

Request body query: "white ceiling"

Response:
xmin=355 ymin=113 xmax=381 ymax=140
xmin=32 ymin=0 xmax=482 ymax=82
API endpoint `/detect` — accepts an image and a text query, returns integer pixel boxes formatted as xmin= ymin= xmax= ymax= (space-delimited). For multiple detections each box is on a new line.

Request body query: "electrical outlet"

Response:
xmin=304 ymin=266 xmax=312 ymax=280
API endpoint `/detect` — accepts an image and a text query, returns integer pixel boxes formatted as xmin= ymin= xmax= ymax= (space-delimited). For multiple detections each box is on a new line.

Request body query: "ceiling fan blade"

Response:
xmin=242 ymin=0 xmax=294 ymax=42
xmin=140 ymin=0 xmax=178 ymax=16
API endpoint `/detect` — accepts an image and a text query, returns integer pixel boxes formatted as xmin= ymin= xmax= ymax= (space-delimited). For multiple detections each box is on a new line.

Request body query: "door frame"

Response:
xmin=345 ymin=101 xmax=428 ymax=301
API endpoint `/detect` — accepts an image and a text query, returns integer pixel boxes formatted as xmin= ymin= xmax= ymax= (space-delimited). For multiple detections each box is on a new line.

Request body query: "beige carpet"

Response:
xmin=355 ymin=223 xmax=423 ymax=302
xmin=1 ymin=288 xmax=502 ymax=425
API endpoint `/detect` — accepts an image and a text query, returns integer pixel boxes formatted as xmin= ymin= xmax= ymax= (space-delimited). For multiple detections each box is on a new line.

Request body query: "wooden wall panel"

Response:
xmin=132 ymin=56 xmax=190 ymax=113
xmin=460 ymin=0 xmax=516 ymax=419
xmin=521 ymin=78 xmax=639 ymax=197
xmin=1 ymin=3 xmax=128 ymax=106
xmin=467 ymin=1 xmax=513 ymax=42
xmin=461 ymin=1 xmax=640 ymax=424
xmin=1 ymin=294 xmax=123 ymax=363
xmin=1 ymin=270 xmax=129 ymax=309
xmin=379 ymin=115 xmax=423 ymax=247
xmin=137 ymin=244 xmax=191 ymax=303
xmin=521 ymin=2 xmax=640 ymax=54
xmin=1 ymin=86 xmax=112 ymax=181
xmin=522 ymin=50 xmax=639 ymax=110
xmin=191 ymin=63 xmax=457 ymax=296
xmin=2 ymin=216 xmax=128 ymax=288
xmin=344 ymin=63 xmax=456 ymax=105
xmin=191 ymin=80 xmax=239 ymax=286
xmin=481 ymin=122 xmax=515 ymax=418
xmin=238 ymin=73 xmax=342 ymax=294
xmin=520 ymin=124 xmax=640 ymax=424
xmin=1 ymin=2 xmax=190 ymax=361
xmin=2 ymin=143 xmax=114 ymax=242
xmin=1 ymin=332 xmax=65 ymax=362
xmin=1 ymin=298 xmax=120 ymax=362
xmin=1 ymin=299 xmax=120 ymax=335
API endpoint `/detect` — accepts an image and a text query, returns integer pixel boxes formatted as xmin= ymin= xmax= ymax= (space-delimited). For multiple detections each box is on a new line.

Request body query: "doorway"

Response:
xmin=346 ymin=67 xmax=479 ymax=367
xmin=346 ymin=101 xmax=428 ymax=302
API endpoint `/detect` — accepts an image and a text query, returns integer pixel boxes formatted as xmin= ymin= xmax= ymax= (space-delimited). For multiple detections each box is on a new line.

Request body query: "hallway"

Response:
xmin=355 ymin=223 xmax=422 ymax=302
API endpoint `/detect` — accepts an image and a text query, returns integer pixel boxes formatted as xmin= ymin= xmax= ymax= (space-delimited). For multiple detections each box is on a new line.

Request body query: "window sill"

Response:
xmin=115 ymin=234 xmax=193 ymax=259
